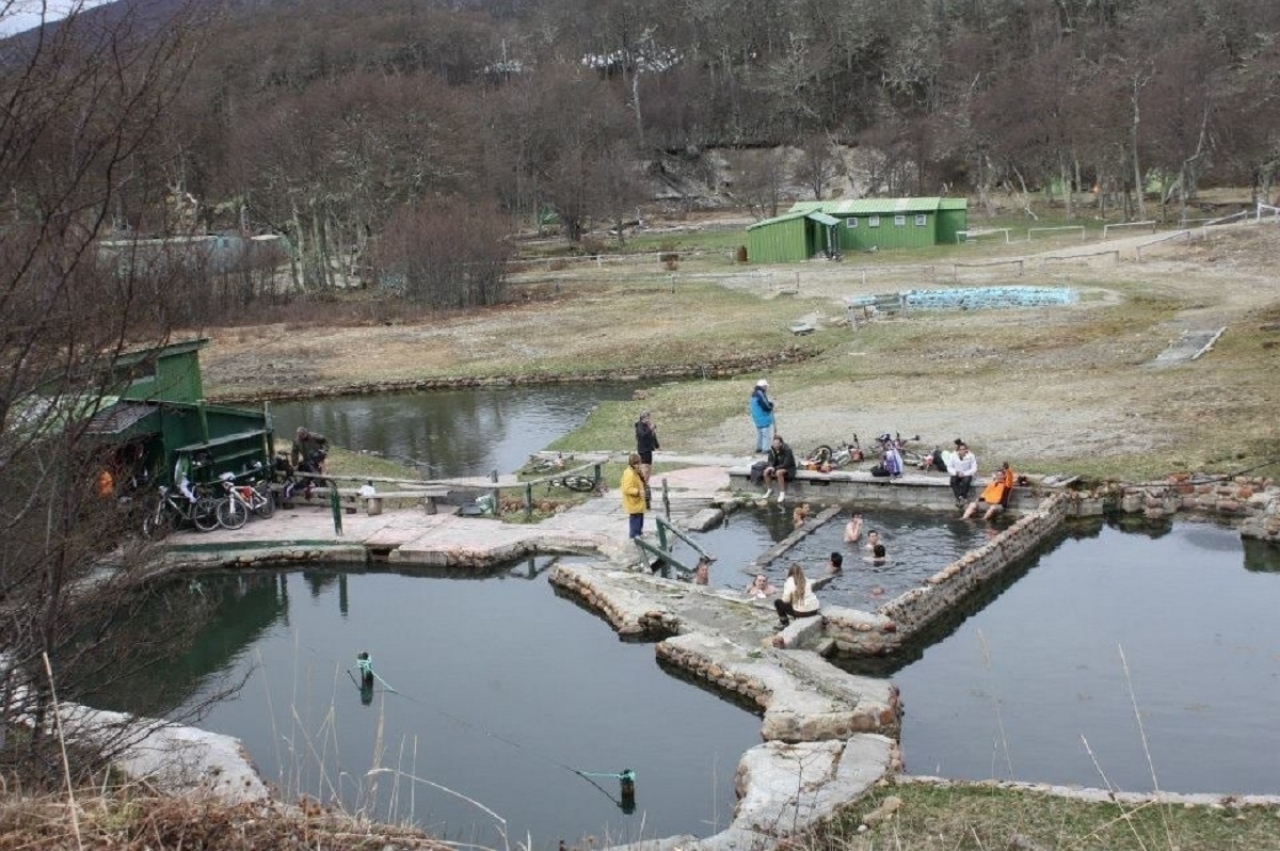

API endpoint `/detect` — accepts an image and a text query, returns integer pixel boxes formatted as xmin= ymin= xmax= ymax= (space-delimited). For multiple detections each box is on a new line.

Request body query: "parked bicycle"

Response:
xmin=524 ymin=452 xmax=567 ymax=475
xmin=215 ymin=472 xmax=275 ymax=530
xmin=871 ymin=432 xmax=928 ymax=468
xmin=546 ymin=473 xmax=598 ymax=493
xmin=803 ymin=436 xmax=866 ymax=469
xmin=141 ymin=484 xmax=220 ymax=538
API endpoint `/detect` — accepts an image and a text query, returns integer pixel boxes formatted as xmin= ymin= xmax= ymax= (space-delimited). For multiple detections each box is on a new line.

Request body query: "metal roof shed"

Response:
xmin=746 ymin=210 xmax=842 ymax=262
xmin=786 ymin=198 xmax=969 ymax=254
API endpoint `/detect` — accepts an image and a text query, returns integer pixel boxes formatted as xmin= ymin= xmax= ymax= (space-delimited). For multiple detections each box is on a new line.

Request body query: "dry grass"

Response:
xmin=201 ymin=221 xmax=1280 ymax=483
xmin=0 ymin=786 xmax=451 ymax=851
xmin=810 ymin=780 xmax=1280 ymax=851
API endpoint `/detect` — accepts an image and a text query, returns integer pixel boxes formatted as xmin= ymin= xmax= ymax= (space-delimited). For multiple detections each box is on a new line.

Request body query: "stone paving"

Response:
xmin=156 ymin=457 xmax=902 ymax=848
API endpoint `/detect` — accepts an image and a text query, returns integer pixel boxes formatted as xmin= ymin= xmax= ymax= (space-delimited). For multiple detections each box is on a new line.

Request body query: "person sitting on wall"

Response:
xmin=774 ymin=563 xmax=821 ymax=629
xmin=947 ymin=442 xmax=978 ymax=505
xmin=292 ymin=427 xmax=329 ymax=472
xmin=963 ymin=461 xmax=1016 ymax=521
xmin=761 ymin=434 xmax=797 ymax=503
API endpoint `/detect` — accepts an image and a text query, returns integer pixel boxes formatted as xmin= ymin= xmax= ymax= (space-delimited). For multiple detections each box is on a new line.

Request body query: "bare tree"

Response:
xmin=372 ymin=198 xmax=513 ymax=308
xmin=0 ymin=1 xmax=234 ymax=786
xmin=793 ymin=134 xmax=838 ymax=200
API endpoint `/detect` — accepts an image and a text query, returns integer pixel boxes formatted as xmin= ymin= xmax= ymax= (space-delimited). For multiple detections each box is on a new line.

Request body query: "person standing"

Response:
xmin=748 ymin=379 xmax=775 ymax=454
xmin=774 ymin=563 xmax=821 ymax=628
xmin=948 ymin=442 xmax=978 ymax=505
xmin=634 ymin=410 xmax=659 ymax=506
xmin=620 ymin=452 xmax=647 ymax=539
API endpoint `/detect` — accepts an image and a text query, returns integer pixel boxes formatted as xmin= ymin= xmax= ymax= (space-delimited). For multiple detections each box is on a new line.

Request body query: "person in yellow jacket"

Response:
xmin=620 ymin=452 xmax=647 ymax=538
xmin=963 ymin=461 xmax=1015 ymax=521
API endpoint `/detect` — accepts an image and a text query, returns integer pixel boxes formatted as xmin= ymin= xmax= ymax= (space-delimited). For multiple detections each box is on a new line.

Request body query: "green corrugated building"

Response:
xmin=85 ymin=338 xmax=274 ymax=490
xmin=746 ymin=197 xmax=968 ymax=262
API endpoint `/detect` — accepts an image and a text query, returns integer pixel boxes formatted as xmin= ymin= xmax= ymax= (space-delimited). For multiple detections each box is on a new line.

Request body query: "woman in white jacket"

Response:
xmin=774 ymin=563 xmax=821 ymax=628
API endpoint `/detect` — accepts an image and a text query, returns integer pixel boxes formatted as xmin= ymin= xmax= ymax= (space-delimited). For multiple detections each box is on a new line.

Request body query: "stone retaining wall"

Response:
xmin=726 ymin=467 xmax=1040 ymax=512
xmin=825 ymin=495 xmax=1070 ymax=656
xmin=1112 ymin=476 xmax=1280 ymax=544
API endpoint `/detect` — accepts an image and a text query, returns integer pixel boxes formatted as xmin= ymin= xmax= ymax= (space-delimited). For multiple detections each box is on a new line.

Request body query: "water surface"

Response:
xmin=894 ymin=521 xmax=1280 ymax=795
xmin=114 ymin=562 xmax=761 ymax=848
xmin=272 ymin=384 xmax=636 ymax=477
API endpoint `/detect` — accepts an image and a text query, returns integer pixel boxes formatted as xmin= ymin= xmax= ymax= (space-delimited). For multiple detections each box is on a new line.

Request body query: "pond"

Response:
xmin=891 ymin=520 xmax=1280 ymax=796
xmin=673 ymin=505 xmax=998 ymax=609
xmin=102 ymin=561 xmax=761 ymax=849
xmin=271 ymin=383 xmax=638 ymax=478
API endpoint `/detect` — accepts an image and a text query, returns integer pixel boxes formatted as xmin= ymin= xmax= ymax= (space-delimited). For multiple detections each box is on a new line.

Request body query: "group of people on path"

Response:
xmin=617 ymin=379 xmax=1018 ymax=626
xmin=621 ymin=411 xmax=660 ymax=538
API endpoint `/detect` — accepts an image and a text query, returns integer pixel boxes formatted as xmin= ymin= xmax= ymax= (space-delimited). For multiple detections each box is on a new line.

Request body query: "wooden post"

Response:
xmin=329 ymin=487 xmax=343 ymax=536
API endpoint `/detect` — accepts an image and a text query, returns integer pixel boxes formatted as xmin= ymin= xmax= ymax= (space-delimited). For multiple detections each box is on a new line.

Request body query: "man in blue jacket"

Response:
xmin=748 ymin=379 xmax=775 ymax=453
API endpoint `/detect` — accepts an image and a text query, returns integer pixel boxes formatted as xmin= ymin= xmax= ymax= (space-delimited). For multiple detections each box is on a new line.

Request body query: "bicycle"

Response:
xmin=141 ymin=484 xmax=220 ymax=538
xmin=871 ymin=432 xmax=928 ymax=468
xmin=524 ymin=453 xmax=567 ymax=475
xmin=546 ymin=474 xmax=597 ymax=493
xmin=804 ymin=436 xmax=866 ymax=470
xmin=215 ymin=473 xmax=275 ymax=530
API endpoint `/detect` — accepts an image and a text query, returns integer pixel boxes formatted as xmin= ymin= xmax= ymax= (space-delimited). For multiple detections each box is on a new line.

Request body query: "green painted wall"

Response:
xmin=836 ymin=212 xmax=937 ymax=252
xmin=747 ymin=214 xmax=812 ymax=262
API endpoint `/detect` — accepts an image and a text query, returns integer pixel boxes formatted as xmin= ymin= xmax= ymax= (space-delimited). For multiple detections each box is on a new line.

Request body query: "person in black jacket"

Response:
xmin=634 ymin=410 xmax=660 ymax=509
xmin=761 ymin=434 xmax=797 ymax=503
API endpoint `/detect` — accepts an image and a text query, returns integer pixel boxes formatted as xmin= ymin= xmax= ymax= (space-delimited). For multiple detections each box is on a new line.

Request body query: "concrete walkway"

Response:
xmin=156 ymin=459 xmax=901 ymax=849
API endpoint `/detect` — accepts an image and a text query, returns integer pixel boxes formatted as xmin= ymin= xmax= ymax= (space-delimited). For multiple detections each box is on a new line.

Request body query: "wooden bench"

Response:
xmin=273 ymin=485 xmax=450 ymax=515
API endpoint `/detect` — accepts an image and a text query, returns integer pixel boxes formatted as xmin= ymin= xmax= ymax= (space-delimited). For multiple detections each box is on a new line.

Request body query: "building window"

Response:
xmin=868 ymin=216 xmax=880 ymax=228
xmin=846 ymin=217 xmax=858 ymax=229
xmin=894 ymin=215 xmax=906 ymax=226
xmin=915 ymin=214 xmax=928 ymax=226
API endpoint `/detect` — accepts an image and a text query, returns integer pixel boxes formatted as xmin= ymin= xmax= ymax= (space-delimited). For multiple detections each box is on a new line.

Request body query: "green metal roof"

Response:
xmin=745 ymin=210 xmax=810 ymax=231
xmin=939 ymin=198 xmax=968 ymax=210
xmin=807 ymin=212 xmax=840 ymax=226
xmin=789 ymin=198 xmax=955 ymax=215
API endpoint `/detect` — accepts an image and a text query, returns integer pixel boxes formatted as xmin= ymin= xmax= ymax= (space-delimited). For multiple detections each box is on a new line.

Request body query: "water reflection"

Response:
xmin=272 ymin=384 xmax=637 ymax=477
xmin=100 ymin=563 xmax=760 ymax=848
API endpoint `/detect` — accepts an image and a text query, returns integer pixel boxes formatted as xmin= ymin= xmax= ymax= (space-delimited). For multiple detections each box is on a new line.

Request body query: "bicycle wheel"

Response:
xmin=807 ymin=445 xmax=832 ymax=465
xmin=193 ymin=496 xmax=222 ymax=532
xmin=561 ymin=475 xmax=596 ymax=492
xmin=216 ymin=497 xmax=249 ymax=530
xmin=252 ymin=490 xmax=275 ymax=518
xmin=141 ymin=497 xmax=172 ymax=539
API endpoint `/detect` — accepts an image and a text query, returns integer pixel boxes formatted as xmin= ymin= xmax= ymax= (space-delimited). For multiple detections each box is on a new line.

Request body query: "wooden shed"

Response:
xmin=85 ymin=339 xmax=274 ymax=491
xmin=746 ymin=197 xmax=968 ymax=262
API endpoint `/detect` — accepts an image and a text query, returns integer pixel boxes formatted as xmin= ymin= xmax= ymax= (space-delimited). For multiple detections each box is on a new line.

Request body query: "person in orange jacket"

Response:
xmin=963 ymin=461 xmax=1015 ymax=521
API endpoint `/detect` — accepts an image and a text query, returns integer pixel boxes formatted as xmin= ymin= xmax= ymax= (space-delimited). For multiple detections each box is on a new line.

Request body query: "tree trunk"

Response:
xmin=1130 ymin=71 xmax=1147 ymax=220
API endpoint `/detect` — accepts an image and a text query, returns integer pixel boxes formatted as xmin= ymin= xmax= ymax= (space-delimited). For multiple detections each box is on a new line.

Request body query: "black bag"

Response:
xmin=870 ymin=464 xmax=890 ymax=478
xmin=749 ymin=459 xmax=768 ymax=485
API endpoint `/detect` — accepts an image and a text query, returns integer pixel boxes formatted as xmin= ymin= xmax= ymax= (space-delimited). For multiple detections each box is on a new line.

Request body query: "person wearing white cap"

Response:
xmin=748 ymin=378 xmax=775 ymax=453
